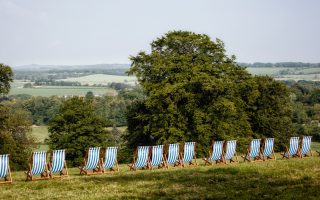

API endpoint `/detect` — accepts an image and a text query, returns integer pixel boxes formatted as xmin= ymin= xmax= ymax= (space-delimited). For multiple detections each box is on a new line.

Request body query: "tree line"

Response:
xmin=1 ymin=31 xmax=320 ymax=169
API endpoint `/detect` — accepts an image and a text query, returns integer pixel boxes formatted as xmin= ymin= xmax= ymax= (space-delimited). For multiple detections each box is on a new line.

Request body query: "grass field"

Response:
xmin=10 ymin=83 xmax=116 ymax=97
xmin=246 ymin=67 xmax=288 ymax=75
xmin=60 ymin=74 xmax=137 ymax=86
xmin=2 ymin=155 xmax=320 ymax=199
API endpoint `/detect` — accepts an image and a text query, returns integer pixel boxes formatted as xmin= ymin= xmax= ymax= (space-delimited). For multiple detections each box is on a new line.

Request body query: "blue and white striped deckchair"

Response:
xmin=281 ymin=137 xmax=300 ymax=159
xmin=300 ymin=136 xmax=312 ymax=157
xmin=49 ymin=149 xmax=68 ymax=178
xmin=128 ymin=146 xmax=150 ymax=170
xmin=150 ymin=145 xmax=165 ymax=169
xmin=242 ymin=139 xmax=262 ymax=162
xmin=25 ymin=151 xmax=49 ymax=181
xmin=203 ymin=141 xmax=224 ymax=165
xmin=79 ymin=147 xmax=101 ymax=175
xmin=223 ymin=140 xmax=238 ymax=163
xmin=101 ymin=147 xmax=119 ymax=172
xmin=180 ymin=142 xmax=197 ymax=167
xmin=262 ymin=138 xmax=276 ymax=160
xmin=0 ymin=154 xmax=12 ymax=184
xmin=165 ymin=143 xmax=181 ymax=168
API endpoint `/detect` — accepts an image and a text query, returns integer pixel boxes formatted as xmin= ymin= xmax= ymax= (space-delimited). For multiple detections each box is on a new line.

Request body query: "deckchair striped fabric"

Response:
xmin=210 ymin=141 xmax=224 ymax=163
xmin=300 ymin=136 xmax=312 ymax=157
xmin=134 ymin=146 xmax=150 ymax=169
xmin=49 ymin=149 xmax=68 ymax=178
xmin=203 ymin=141 xmax=225 ymax=165
xmin=25 ymin=151 xmax=49 ymax=181
xmin=262 ymin=138 xmax=275 ymax=160
xmin=31 ymin=151 xmax=48 ymax=176
xmin=151 ymin=145 xmax=164 ymax=168
xmin=85 ymin=147 xmax=101 ymax=170
xmin=281 ymin=137 xmax=300 ymax=159
xmin=242 ymin=139 xmax=261 ymax=161
xmin=166 ymin=143 xmax=180 ymax=165
xmin=102 ymin=147 xmax=118 ymax=171
xmin=0 ymin=154 xmax=11 ymax=183
xmin=180 ymin=142 xmax=196 ymax=166
xmin=224 ymin=140 xmax=237 ymax=163
xmin=50 ymin=150 xmax=66 ymax=174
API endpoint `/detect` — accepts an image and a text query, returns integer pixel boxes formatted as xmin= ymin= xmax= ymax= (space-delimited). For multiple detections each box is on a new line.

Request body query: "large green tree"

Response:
xmin=48 ymin=97 xmax=111 ymax=166
xmin=126 ymin=31 xmax=293 ymax=155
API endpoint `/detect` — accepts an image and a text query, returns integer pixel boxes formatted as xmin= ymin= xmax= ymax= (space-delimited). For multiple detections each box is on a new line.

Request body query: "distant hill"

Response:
xmin=238 ymin=62 xmax=320 ymax=68
xmin=13 ymin=64 xmax=131 ymax=71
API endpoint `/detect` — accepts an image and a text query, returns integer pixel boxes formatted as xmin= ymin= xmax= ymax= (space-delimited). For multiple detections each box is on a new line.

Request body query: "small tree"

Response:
xmin=0 ymin=63 xmax=13 ymax=96
xmin=48 ymin=97 xmax=111 ymax=166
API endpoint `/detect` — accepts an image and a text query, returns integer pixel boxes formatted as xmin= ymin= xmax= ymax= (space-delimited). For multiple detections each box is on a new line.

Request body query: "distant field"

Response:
xmin=276 ymin=74 xmax=320 ymax=81
xmin=246 ymin=67 xmax=320 ymax=81
xmin=60 ymin=74 xmax=137 ymax=86
xmin=246 ymin=67 xmax=288 ymax=75
xmin=9 ymin=81 xmax=116 ymax=97
xmin=32 ymin=125 xmax=49 ymax=144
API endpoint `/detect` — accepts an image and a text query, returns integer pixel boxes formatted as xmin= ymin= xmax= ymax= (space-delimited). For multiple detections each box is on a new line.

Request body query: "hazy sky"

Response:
xmin=0 ymin=0 xmax=319 ymax=66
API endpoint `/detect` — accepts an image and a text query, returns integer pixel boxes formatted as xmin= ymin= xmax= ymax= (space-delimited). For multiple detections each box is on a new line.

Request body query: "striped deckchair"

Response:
xmin=150 ymin=145 xmax=165 ymax=169
xmin=242 ymin=139 xmax=262 ymax=162
xmin=179 ymin=142 xmax=197 ymax=167
xmin=79 ymin=147 xmax=101 ymax=175
xmin=223 ymin=140 xmax=238 ymax=163
xmin=48 ymin=149 xmax=68 ymax=178
xmin=281 ymin=137 xmax=300 ymax=159
xmin=164 ymin=143 xmax=181 ymax=168
xmin=25 ymin=151 xmax=49 ymax=181
xmin=101 ymin=147 xmax=119 ymax=173
xmin=0 ymin=154 xmax=12 ymax=184
xmin=128 ymin=146 xmax=150 ymax=171
xmin=300 ymin=136 xmax=312 ymax=158
xmin=203 ymin=141 xmax=224 ymax=165
xmin=262 ymin=138 xmax=276 ymax=160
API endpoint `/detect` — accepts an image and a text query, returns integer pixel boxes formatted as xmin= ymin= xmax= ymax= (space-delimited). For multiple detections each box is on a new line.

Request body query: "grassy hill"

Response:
xmin=2 ymin=157 xmax=320 ymax=199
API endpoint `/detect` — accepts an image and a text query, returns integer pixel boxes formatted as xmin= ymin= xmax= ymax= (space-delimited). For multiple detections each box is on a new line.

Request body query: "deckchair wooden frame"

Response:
xmin=241 ymin=139 xmax=263 ymax=162
xmin=101 ymin=147 xmax=120 ymax=173
xmin=163 ymin=143 xmax=182 ymax=168
xmin=48 ymin=150 xmax=68 ymax=179
xmin=203 ymin=140 xmax=225 ymax=165
xmin=300 ymin=136 xmax=312 ymax=158
xmin=261 ymin=138 xmax=276 ymax=161
xmin=281 ymin=137 xmax=301 ymax=159
xmin=222 ymin=140 xmax=238 ymax=164
xmin=25 ymin=152 xmax=49 ymax=181
xmin=149 ymin=145 xmax=166 ymax=170
xmin=0 ymin=154 xmax=12 ymax=184
xmin=79 ymin=147 xmax=102 ymax=175
xmin=128 ymin=146 xmax=151 ymax=171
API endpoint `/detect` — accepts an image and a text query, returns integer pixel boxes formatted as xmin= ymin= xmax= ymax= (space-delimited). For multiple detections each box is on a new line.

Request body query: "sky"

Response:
xmin=0 ymin=0 xmax=319 ymax=66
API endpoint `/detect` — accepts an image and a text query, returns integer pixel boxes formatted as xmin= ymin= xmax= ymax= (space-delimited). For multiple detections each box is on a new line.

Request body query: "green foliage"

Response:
xmin=0 ymin=63 xmax=13 ymax=95
xmin=287 ymin=81 xmax=320 ymax=141
xmin=22 ymin=96 xmax=62 ymax=125
xmin=48 ymin=97 xmax=111 ymax=166
xmin=247 ymin=76 xmax=293 ymax=150
xmin=126 ymin=31 xmax=293 ymax=155
xmin=0 ymin=105 xmax=35 ymax=170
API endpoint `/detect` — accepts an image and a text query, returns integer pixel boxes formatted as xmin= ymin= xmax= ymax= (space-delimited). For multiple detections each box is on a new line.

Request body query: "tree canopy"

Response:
xmin=48 ymin=97 xmax=111 ymax=166
xmin=126 ymin=31 xmax=292 ymax=155
xmin=0 ymin=63 xmax=13 ymax=95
